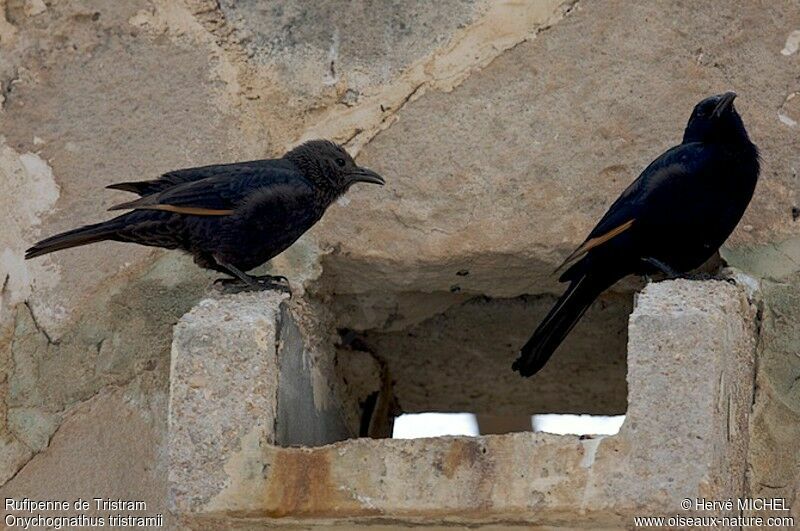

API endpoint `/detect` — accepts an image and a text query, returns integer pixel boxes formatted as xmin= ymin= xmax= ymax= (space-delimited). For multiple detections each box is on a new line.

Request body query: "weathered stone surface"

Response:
xmin=3 ymin=254 xmax=208 ymax=478
xmin=276 ymin=304 xmax=353 ymax=446
xmin=169 ymin=291 xmax=364 ymax=516
xmin=2 ymin=0 xmax=232 ymax=338
xmin=169 ymin=291 xmax=285 ymax=514
xmin=617 ymin=280 xmax=756 ymax=510
xmin=318 ymin=0 xmax=800 ymax=297
xmin=0 ymin=0 xmax=236 ymax=486
xmin=219 ymin=0 xmax=485 ymax=102
xmin=747 ymin=273 xmax=800 ymax=524
xmin=226 ymin=0 xmax=574 ymax=151
xmin=0 ymin=431 xmax=32 ymax=485
xmin=0 ymin=373 xmax=169 ymax=525
xmin=169 ymin=280 xmax=758 ymax=526
xmin=0 ymin=0 xmax=796 ymax=525
xmin=7 ymin=406 xmax=60 ymax=452
xmin=0 ymin=143 xmax=59 ymax=327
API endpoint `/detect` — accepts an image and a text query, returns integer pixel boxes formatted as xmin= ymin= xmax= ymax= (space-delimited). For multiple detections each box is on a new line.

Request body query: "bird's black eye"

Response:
xmin=335 ymin=158 xmax=346 ymax=167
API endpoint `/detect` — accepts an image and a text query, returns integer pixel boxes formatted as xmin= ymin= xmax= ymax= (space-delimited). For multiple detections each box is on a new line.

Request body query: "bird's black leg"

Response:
xmin=641 ymin=257 xmax=681 ymax=278
xmin=213 ymin=259 xmax=291 ymax=295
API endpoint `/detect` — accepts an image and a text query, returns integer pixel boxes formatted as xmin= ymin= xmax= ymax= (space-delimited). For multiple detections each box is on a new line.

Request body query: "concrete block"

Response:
xmin=168 ymin=279 xmax=758 ymax=527
xmin=168 ymin=292 xmax=285 ymax=515
xmin=168 ymin=292 xmax=365 ymax=516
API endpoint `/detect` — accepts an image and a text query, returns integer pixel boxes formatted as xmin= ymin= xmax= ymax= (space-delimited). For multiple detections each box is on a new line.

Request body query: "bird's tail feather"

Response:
xmin=106 ymin=181 xmax=150 ymax=194
xmin=26 ymin=221 xmax=120 ymax=259
xmin=513 ymin=274 xmax=610 ymax=377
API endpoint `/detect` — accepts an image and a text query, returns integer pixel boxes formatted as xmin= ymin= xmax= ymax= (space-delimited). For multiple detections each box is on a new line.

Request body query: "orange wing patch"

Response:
xmin=109 ymin=199 xmax=233 ymax=216
xmin=138 ymin=204 xmax=234 ymax=216
xmin=555 ymin=218 xmax=635 ymax=273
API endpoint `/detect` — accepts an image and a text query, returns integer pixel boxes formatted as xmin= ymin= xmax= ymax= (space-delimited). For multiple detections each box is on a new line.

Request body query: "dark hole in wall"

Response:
xmin=335 ymin=291 xmax=633 ymax=437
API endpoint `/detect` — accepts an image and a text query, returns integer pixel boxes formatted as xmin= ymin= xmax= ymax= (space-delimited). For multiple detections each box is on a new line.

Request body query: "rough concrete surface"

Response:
xmin=320 ymin=0 xmax=800 ymax=298
xmin=0 ymin=0 xmax=797 ymax=527
xmin=168 ymin=280 xmax=758 ymax=527
xmin=169 ymin=291 xmax=369 ymax=517
xmin=0 ymin=371 xmax=170 ymax=525
xmin=169 ymin=291 xmax=285 ymax=515
xmin=747 ymin=273 xmax=800 ymax=525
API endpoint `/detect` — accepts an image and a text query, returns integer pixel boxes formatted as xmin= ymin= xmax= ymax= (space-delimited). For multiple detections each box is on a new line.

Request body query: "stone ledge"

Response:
xmin=168 ymin=279 xmax=758 ymax=527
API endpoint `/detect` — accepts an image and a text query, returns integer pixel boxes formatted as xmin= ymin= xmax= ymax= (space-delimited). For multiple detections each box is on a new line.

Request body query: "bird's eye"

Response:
xmin=335 ymin=158 xmax=346 ymax=167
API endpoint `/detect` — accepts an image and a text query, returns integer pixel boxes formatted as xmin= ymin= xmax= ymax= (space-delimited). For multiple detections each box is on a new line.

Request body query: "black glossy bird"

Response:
xmin=26 ymin=140 xmax=385 ymax=290
xmin=513 ymin=92 xmax=759 ymax=377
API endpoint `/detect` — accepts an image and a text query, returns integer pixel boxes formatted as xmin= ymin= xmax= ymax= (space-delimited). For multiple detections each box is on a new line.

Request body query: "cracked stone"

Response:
xmin=317 ymin=0 xmax=800 ymax=298
xmin=0 ymin=376 xmax=169 ymax=521
xmin=0 ymin=0 xmax=798 ymax=520
xmin=0 ymin=432 xmax=33 ymax=486
xmin=7 ymin=407 xmax=60 ymax=453
xmin=219 ymin=0 xmax=487 ymax=100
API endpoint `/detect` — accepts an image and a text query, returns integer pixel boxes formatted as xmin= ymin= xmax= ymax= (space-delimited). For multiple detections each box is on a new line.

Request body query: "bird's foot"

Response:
xmin=681 ymin=271 xmax=738 ymax=284
xmin=640 ymin=260 xmax=733 ymax=283
xmin=252 ymin=274 xmax=292 ymax=294
xmin=679 ymin=271 xmax=715 ymax=281
xmin=717 ymin=269 xmax=740 ymax=285
xmin=213 ymin=275 xmax=292 ymax=296
xmin=212 ymin=258 xmax=292 ymax=296
xmin=259 ymin=274 xmax=289 ymax=285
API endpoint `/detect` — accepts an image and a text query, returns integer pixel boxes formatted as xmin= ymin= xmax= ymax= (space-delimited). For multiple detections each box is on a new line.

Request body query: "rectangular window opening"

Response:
xmin=392 ymin=412 xmax=625 ymax=439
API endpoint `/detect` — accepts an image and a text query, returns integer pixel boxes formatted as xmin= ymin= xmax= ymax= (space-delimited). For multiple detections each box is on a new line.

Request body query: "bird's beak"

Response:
xmin=712 ymin=91 xmax=736 ymax=118
xmin=348 ymin=167 xmax=385 ymax=185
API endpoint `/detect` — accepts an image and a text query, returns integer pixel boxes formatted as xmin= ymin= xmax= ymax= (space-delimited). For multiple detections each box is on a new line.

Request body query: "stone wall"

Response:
xmin=165 ymin=280 xmax=758 ymax=528
xmin=1 ymin=0 xmax=799 ymax=528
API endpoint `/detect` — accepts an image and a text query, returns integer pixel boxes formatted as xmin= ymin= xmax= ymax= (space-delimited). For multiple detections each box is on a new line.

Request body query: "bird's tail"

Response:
xmin=513 ymin=273 xmax=611 ymax=377
xmin=26 ymin=220 xmax=121 ymax=259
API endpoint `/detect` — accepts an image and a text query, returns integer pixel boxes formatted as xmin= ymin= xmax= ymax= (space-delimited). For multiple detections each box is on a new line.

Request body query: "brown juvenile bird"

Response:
xmin=513 ymin=92 xmax=759 ymax=376
xmin=26 ymin=140 xmax=385 ymax=290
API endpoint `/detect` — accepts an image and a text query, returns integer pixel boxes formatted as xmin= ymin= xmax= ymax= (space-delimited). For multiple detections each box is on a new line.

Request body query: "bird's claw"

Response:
xmin=681 ymin=272 xmax=714 ymax=281
xmin=640 ymin=258 xmax=727 ymax=282
xmin=688 ymin=272 xmax=738 ymax=284
xmin=256 ymin=274 xmax=289 ymax=286
xmin=675 ymin=271 xmax=732 ymax=282
xmin=252 ymin=275 xmax=293 ymax=297
xmin=213 ymin=275 xmax=292 ymax=296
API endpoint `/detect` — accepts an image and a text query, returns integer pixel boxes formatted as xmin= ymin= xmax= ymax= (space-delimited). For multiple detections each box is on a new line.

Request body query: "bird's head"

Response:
xmin=682 ymin=92 xmax=750 ymax=144
xmin=286 ymin=140 xmax=385 ymax=193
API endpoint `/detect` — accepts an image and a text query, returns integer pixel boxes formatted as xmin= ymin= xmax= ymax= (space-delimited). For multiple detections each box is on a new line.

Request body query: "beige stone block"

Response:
xmin=168 ymin=292 xmax=285 ymax=515
xmin=169 ymin=292 xmax=362 ymax=517
xmin=169 ymin=279 xmax=758 ymax=527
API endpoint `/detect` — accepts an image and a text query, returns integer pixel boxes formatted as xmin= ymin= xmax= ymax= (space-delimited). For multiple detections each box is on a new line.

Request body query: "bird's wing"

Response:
xmin=554 ymin=219 xmax=636 ymax=273
xmin=556 ymin=143 xmax=705 ymax=275
xmin=107 ymin=165 xmax=308 ymax=216
xmin=106 ymin=159 xmax=297 ymax=196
